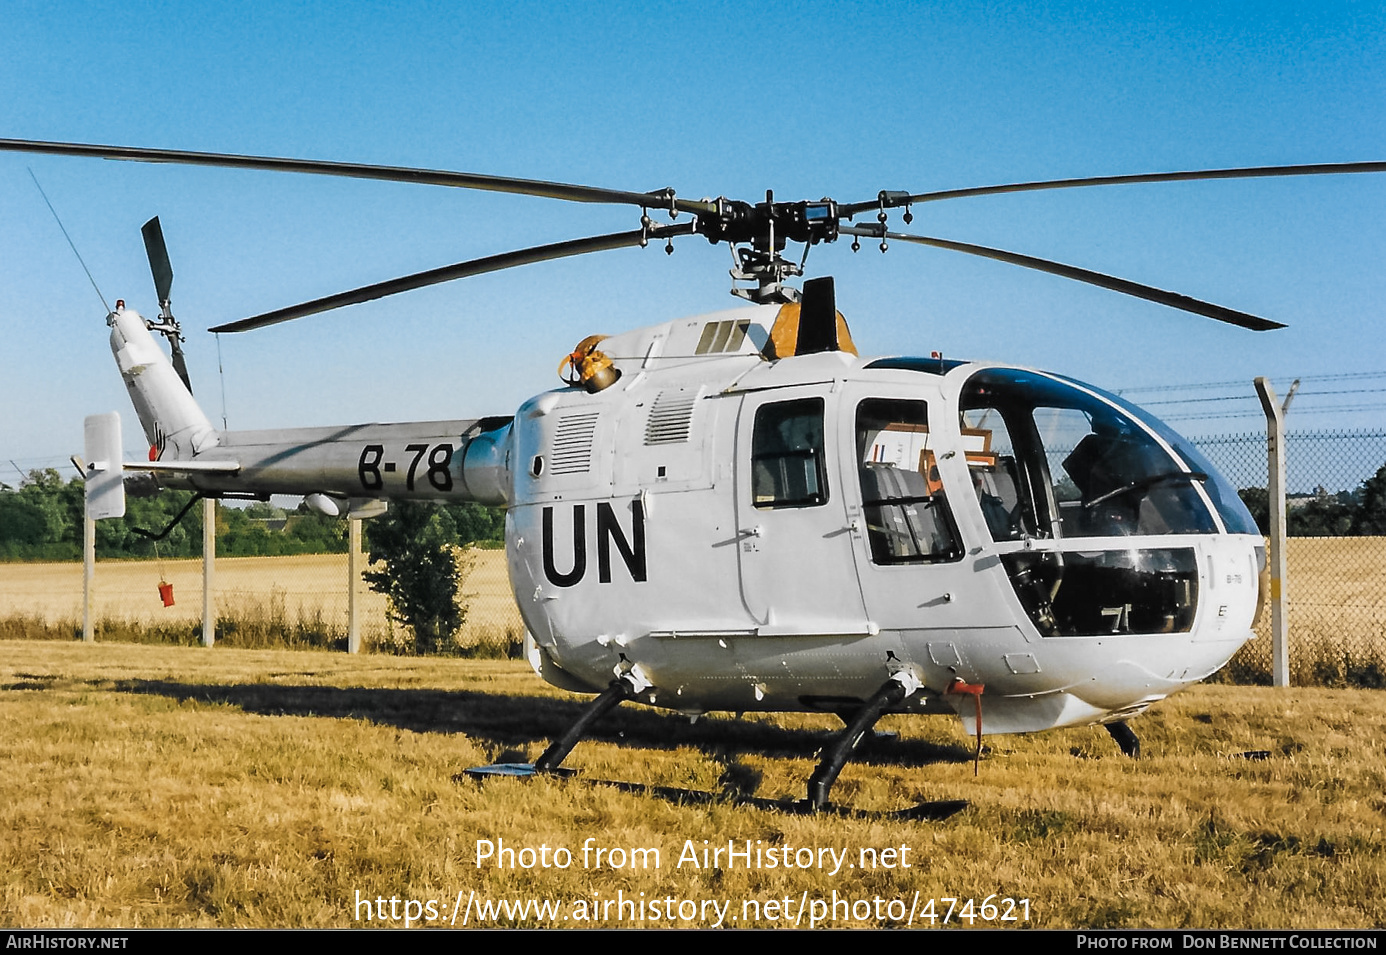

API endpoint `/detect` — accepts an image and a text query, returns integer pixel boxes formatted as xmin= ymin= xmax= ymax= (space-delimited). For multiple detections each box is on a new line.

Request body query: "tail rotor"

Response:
xmin=140 ymin=216 xmax=193 ymax=393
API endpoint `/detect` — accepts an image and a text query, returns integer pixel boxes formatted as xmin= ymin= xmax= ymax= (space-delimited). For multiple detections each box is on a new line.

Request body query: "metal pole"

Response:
xmin=82 ymin=515 xmax=95 ymax=643
xmin=1254 ymin=377 xmax=1290 ymax=687
xmin=202 ymin=498 xmax=216 ymax=648
xmin=348 ymin=517 xmax=362 ymax=654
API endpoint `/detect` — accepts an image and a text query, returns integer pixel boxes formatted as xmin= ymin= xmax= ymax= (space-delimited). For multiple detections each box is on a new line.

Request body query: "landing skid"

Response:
xmin=462 ymin=672 xmax=965 ymax=819
xmin=460 ymin=766 xmax=966 ymax=820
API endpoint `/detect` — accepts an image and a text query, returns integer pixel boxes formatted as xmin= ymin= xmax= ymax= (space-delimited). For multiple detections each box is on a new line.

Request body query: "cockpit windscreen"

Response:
xmin=960 ymin=369 xmax=1225 ymax=539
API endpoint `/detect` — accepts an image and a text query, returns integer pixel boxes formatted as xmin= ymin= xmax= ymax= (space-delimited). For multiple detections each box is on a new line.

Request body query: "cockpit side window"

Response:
xmin=751 ymin=397 xmax=828 ymax=508
xmin=958 ymin=405 xmax=1052 ymax=541
xmin=855 ymin=398 xmax=962 ymax=563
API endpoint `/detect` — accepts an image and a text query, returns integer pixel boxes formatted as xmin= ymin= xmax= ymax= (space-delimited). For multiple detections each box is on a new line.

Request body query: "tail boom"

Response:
xmin=106 ymin=305 xmax=513 ymax=507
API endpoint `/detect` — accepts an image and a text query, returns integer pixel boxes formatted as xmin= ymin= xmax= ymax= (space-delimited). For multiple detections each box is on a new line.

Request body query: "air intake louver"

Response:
xmin=645 ymin=390 xmax=697 ymax=445
xmin=551 ymin=412 xmax=600 ymax=474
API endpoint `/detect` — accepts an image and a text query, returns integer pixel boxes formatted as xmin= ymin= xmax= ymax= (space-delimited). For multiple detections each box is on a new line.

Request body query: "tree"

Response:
xmin=1288 ymin=496 xmax=1354 ymax=537
xmin=1240 ymin=463 xmax=1386 ymax=539
xmin=0 ymin=472 xmax=357 ymax=560
xmin=0 ymin=469 xmax=81 ymax=558
xmin=285 ymin=503 xmax=347 ymax=552
xmin=1240 ymin=485 xmax=1356 ymax=537
xmin=0 ymin=492 xmax=48 ymax=550
xmin=444 ymin=501 xmax=506 ymax=546
xmin=363 ymin=501 xmax=471 ymax=653
xmin=1237 ymin=487 xmax=1270 ymax=535
xmin=1353 ymin=463 xmax=1386 ymax=535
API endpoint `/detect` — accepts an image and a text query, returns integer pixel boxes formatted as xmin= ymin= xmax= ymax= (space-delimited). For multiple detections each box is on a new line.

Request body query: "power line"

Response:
xmin=1165 ymin=403 xmax=1386 ymax=421
xmin=1116 ymin=369 xmax=1386 ymax=396
xmin=1139 ymin=386 xmax=1386 ymax=407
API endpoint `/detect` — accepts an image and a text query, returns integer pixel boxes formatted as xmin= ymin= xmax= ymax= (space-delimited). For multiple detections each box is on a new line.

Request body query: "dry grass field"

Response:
xmin=0 ymin=549 xmax=525 ymax=651
xmin=1 ymin=640 xmax=1384 ymax=929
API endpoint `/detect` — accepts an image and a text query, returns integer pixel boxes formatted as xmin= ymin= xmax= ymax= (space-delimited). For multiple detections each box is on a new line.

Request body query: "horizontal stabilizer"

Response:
xmin=125 ymin=459 xmax=241 ymax=473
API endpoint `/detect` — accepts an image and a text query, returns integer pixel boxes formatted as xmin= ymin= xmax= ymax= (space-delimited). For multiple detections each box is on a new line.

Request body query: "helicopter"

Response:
xmin=5 ymin=138 xmax=1382 ymax=814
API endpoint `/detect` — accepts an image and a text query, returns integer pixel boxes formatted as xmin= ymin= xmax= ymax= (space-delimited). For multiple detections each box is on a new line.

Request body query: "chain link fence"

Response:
xmin=1193 ymin=429 xmax=1386 ymax=687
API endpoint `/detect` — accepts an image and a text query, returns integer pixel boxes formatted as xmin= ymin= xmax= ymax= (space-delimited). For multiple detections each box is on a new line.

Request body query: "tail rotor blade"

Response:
xmin=169 ymin=344 xmax=193 ymax=395
xmin=141 ymin=216 xmax=174 ymax=303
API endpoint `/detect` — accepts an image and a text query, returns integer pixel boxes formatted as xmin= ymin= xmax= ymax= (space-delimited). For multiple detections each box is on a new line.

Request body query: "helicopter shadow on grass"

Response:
xmin=109 ymin=678 xmax=976 ymax=773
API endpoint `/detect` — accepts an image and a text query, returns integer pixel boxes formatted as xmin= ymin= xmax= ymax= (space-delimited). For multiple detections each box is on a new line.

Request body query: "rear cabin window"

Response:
xmin=752 ymin=398 xmax=828 ymax=508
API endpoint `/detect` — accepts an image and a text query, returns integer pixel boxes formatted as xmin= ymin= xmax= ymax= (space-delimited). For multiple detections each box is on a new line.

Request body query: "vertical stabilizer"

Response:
xmin=83 ymin=412 xmax=125 ymax=519
xmin=108 ymin=306 xmax=218 ymax=459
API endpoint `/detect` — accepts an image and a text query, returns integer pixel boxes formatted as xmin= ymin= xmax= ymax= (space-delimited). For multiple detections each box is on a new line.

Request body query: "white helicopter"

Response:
xmin=6 ymin=139 xmax=1382 ymax=815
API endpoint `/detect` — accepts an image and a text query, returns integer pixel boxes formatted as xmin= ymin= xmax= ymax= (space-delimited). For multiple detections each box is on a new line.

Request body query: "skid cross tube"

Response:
xmin=130 ymin=492 xmax=206 ymax=542
xmin=805 ymin=677 xmax=912 ymax=811
xmin=533 ymin=678 xmax=638 ymax=773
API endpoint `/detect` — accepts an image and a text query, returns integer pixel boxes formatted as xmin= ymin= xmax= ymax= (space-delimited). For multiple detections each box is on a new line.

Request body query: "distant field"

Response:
xmin=0 ymin=549 xmax=524 ymax=649
xmin=1236 ymin=536 xmax=1386 ymax=685
xmin=1 ymin=641 xmax=1383 ymax=929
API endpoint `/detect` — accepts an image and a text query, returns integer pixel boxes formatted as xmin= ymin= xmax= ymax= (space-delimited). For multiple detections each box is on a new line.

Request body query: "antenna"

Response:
xmin=215 ymin=332 xmax=230 ymax=430
xmin=28 ymin=169 xmax=111 ymax=315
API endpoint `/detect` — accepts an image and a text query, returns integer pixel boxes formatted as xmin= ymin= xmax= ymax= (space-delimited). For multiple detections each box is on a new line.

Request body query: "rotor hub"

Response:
xmin=696 ymin=191 xmax=842 ymax=303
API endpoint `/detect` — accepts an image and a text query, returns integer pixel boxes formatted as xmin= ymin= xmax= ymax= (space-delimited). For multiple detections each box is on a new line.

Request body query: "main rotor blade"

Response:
xmin=840 ymin=225 xmax=1285 ymax=331
xmin=841 ymin=161 xmax=1386 ymax=216
xmin=210 ymin=224 xmax=695 ymax=333
xmin=141 ymin=216 xmax=174 ymax=303
xmin=0 ymin=138 xmax=717 ymax=215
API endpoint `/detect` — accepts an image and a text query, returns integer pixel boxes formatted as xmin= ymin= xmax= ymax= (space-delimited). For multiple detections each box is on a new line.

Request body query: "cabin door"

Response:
xmin=732 ymin=387 xmax=870 ymax=636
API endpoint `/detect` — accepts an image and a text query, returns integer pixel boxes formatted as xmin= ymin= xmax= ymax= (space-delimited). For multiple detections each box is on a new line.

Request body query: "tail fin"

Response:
xmin=108 ymin=305 xmax=219 ymax=459
xmin=83 ymin=411 xmax=125 ymax=519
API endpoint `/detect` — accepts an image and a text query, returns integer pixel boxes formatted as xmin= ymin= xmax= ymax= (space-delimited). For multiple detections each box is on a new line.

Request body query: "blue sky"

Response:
xmin=2 ymin=0 xmax=1384 ymax=480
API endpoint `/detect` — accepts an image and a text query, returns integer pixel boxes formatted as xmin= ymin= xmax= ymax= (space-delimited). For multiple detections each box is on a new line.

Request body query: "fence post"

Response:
xmin=1254 ymin=377 xmax=1290 ymax=687
xmin=82 ymin=515 xmax=95 ymax=643
xmin=348 ymin=517 xmax=362 ymax=654
xmin=202 ymin=498 xmax=216 ymax=647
